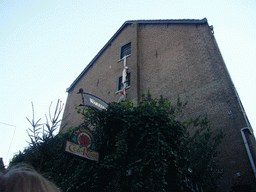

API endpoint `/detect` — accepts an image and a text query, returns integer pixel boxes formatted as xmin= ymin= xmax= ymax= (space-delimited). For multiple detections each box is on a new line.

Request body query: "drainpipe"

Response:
xmin=211 ymin=28 xmax=256 ymax=178
xmin=234 ymin=88 xmax=256 ymax=178
xmin=240 ymin=127 xmax=256 ymax=179
xmin=234 ymin=88 xmax=252 ymax=132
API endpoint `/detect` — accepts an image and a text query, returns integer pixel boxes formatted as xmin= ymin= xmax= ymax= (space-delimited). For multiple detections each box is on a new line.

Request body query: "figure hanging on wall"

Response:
xmin=118 ymin=56 xmax=128 ymax=103
xmin=118 ymin=90 xmax=125 ymax=103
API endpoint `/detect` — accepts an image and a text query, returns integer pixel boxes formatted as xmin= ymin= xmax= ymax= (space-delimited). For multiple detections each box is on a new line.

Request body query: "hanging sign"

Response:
xmin=84 ymin=93 xmax=108 ymax=111
xmin=65 ymin=141 xmax=99 ymax=161
xmin=77 ymin=88 xmax=108 ymax=111
xmin=64 ymin=126 xmax=99 ymax=161
xmin=64 ymin=90 xmax=108 ymax=161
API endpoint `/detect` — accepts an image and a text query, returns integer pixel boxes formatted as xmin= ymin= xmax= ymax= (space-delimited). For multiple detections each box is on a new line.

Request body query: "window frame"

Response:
xmin=119 ymin=42 xmax=131 ymax=60
xmin=116 ymin=71 xmax=131 ymax=92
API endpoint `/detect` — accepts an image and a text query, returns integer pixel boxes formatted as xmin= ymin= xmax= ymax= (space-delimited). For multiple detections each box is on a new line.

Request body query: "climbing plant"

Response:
xmin=9 ymin=93 xmax=224 ymax=192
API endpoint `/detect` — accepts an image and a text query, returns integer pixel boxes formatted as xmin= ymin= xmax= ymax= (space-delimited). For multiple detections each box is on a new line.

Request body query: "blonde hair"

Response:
xmin=0 ymin=165 xmax=61 ymax=192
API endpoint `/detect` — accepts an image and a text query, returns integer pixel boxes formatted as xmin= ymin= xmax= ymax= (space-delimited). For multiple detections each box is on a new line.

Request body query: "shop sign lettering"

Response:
xmin=65 ymin=140 xmax=99 ymax=161
xmin=84 ymin=93 xmax=108 ymax=111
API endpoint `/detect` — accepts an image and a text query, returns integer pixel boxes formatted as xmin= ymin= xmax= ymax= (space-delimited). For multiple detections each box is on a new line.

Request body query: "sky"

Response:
xmin=1 ymin=0 xmax=256 ymax=167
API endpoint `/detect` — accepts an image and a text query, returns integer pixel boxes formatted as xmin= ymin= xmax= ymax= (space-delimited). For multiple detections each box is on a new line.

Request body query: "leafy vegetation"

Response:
xmin=9 ymin=93 xmax=224 ymax=191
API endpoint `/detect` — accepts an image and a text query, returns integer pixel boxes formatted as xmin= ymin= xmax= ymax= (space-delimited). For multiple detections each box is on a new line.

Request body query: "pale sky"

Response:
xmin=1 ymin=0 xmax=255 ymax=167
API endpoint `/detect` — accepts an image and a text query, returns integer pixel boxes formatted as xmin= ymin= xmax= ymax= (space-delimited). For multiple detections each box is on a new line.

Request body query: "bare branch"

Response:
xmin=48 ymin=101 xmax=53 ymax=124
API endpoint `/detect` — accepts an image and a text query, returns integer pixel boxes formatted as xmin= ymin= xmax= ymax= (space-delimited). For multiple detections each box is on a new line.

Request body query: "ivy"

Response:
xmin=9 ymin=93 xmax=224 ymax=192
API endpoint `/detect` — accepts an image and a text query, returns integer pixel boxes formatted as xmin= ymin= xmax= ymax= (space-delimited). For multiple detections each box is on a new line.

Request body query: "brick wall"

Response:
xmin=60 ymin=21 xmax=256 ymax=191
xmin=137 ymin=22 xmax=255 ymax=190
xmin=61 ymin=24 xmax=139 ymax=130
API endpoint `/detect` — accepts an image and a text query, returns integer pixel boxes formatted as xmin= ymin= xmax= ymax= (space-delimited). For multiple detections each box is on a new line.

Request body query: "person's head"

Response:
xmin=0 ymin=164 xmax=61 ymax=192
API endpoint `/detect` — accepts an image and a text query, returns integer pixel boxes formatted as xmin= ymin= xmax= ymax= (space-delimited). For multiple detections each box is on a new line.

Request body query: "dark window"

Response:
xmin=119 ymin=42 xmax=131 ymax=59
xmin=117 ymin=72 xmax=130 ymax=91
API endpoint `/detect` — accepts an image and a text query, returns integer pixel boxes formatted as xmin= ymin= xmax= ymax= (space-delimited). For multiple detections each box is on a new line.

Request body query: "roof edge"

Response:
xmin=125 ymin=18 xmax=207 ymax=24
xmin=66 ymin=18 xmax=208 ymax=92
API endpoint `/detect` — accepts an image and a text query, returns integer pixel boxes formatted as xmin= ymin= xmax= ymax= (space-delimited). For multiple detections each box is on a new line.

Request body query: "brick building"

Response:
xmin=61 ymin=18 xmax=256 ymax=191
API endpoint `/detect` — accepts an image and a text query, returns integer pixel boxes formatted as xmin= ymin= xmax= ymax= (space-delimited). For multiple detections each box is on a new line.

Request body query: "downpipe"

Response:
xmin=240 ymin=127 xmax=256 ymax=179
xmin=234 ymin=88 xmax=256 ymax=178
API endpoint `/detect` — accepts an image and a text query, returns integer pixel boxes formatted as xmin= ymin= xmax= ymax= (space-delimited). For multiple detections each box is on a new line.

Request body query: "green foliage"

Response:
xmin=89 ymin=93 xmax=185 ymax=191
xmin=9 ymin=93 xmax=224 ymax=192
xmin=180 ymin=115 xmax=224 ymax=191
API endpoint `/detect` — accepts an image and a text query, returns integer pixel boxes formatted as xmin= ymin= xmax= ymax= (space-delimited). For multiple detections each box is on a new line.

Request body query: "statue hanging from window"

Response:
xmin=118 ymin=56 xmax=128 ymax=103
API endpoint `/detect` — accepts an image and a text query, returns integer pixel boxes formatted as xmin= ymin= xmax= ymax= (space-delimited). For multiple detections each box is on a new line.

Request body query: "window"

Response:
xmin=117 ymin=72 xmax=130 ymax=91
xmin=119 ymin=42 xmax=131 ymax=59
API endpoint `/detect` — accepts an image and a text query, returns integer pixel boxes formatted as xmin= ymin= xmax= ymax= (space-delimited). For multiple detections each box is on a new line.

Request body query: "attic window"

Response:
xmin=119 ymin=42 xmax=131 ymax=59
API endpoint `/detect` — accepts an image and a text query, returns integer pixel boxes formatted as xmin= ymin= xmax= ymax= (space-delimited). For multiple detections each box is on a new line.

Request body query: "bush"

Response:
xmin=9 ymin=94 xmax=224 ymax=191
